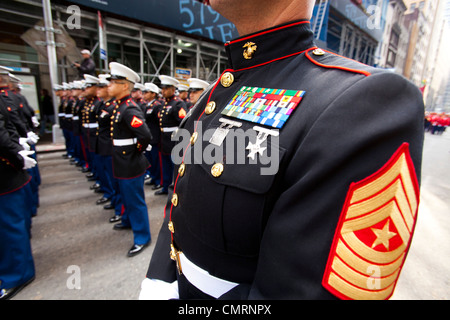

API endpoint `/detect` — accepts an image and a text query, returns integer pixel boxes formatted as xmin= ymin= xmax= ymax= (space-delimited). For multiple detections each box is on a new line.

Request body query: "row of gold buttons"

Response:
xmin=168 ymin=71 xmax=234 ymax=235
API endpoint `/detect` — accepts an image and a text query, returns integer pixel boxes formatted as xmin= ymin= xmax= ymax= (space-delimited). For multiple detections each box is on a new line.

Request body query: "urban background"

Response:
xmin=1 ymin=0 xmax=450 ymax=301
xmin=0 ymin=0 xmax=450 ymax=118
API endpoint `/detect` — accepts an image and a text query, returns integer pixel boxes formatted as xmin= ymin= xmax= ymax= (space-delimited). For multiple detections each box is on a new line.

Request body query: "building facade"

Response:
xmin=312 ymin=0 xmax=389 ymax=67
xmin=2 ymin=0 xmax=448 ymax=116
xmin=0 ymin=0 xmax=235 ymax=118
xmin=403 ymin=0 xmax=439 ymax=87
xmin=375 ymin=0 xmax=410 ymax=74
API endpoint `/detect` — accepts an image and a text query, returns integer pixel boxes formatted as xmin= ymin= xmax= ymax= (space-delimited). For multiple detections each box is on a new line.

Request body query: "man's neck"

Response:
xmin=219 ymin=1 xmax=313 ymax=37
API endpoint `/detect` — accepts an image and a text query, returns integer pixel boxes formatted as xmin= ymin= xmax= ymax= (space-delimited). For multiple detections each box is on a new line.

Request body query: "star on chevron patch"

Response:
xmin=322 ymin=143 xmax=420 ymax=300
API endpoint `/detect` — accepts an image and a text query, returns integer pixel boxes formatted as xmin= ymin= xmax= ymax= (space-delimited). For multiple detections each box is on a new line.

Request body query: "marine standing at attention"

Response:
xmin=107 ymin=62 xmax=152 ymax=257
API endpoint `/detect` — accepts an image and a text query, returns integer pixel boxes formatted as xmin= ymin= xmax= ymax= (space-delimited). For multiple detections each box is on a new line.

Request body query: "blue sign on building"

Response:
xmin=68 ymin=0 xmax=239 ymax=43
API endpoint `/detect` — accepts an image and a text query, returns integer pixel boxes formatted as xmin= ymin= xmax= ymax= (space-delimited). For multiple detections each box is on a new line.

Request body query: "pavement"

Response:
xmin=12 ymin=133 xmax=167 ymax=300
xmin=11 ymin=131 xmax=450 ymax=300
xmin=391 ymin=130 xmax=450 ymax=300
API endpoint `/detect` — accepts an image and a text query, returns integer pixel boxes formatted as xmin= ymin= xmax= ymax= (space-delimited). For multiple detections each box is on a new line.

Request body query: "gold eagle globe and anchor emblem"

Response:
xmin=243 ymin=42 xmax=257 ymax=59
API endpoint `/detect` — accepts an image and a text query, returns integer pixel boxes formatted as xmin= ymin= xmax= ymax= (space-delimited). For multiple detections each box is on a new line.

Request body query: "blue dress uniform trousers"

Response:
xmin=160 ymin=153 xmax=173 ymax=193
xmin=98 ymin=154 xmax=115 ymax=200
xmin=66 ymin=129 xmax=75 ymax=158
xmin=62 ymin=127 xmax=72 ymax=156
xmin=27 ymin=144 xmax=40 ymax=217
xmin=117 ymin=173 xmax=151 ymax=246
xmin=73 ymin=135 xmax=86 ymax=167
xmin=90 ymin=151 xmax=102 ymax=185
xmin=111 ymin=179 xmax=123 ymax=218
xmin=146 ymin=144 xmax=161 ymax=185
xmin=0 ymin=183 xmax=35 ymax=290
xmin=145 ymin=144 xmax=162 ymax=185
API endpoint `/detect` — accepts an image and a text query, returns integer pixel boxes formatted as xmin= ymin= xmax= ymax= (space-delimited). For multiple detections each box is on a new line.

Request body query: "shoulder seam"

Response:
xmin=305 ymin=48 xmax=372 ymax=77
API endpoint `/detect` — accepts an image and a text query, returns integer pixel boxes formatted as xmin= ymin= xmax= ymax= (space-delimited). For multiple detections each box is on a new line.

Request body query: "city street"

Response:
xmin=12 ymin=143 xmax=167 ymax=300
xmin=392 ymin=130 xmax=450 ymax=300
xmin=11 ymin=130 xmax=450 ymax=300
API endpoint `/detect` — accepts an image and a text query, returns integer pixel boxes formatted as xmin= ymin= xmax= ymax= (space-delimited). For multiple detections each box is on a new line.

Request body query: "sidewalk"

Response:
xmin=12 ymin=148 xmax=167 ymax=300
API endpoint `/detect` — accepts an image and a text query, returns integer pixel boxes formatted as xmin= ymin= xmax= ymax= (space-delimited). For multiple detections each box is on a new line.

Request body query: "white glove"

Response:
xmin=26 ymin=131 xmax=39 ymax=145
xmin=31 ymin=116 xmax=40 ymax=128
xmin=146 ymin=144 xmax=152 ymax=151
xmin=19 ymin=137 xmax=31 ymax=151
xmin=18 ymin=150 xmax=37 ymax=169
xmin=139 ymin=278 xmax=179 ymax=300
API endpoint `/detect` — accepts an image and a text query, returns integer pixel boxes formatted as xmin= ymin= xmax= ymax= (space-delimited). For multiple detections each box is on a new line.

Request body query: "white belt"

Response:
xmin=58 ymin=113 xmax=65 ymax=117
xmin=86 ymin=123 xmax=98 ymax=128
xmin=113 ymin=138 xmax=137 ymax=146
xmin=73 ymin=116 xmax=79 ymax=120
xmin=179 ymin=252 xmax=238 ymax=298
xmin=161 ymin=126 xmax=178 ymax=133
xmin=65 ymin=114 xmax=73 ymax=118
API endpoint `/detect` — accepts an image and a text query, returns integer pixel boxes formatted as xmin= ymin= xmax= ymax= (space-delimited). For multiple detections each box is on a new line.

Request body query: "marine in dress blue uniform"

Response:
xmin=70 ymin=81 xmax=87 ymax=169
xmin=132 ymin=83 xmax=147 ymax=114
xmin=82 ymin=75 xmax=107 ymax=202
xmin=156 ymin=75 xmax=187 ymax=195
xmin=95 ymin=75 xmax=123 ymax=219
xmin=1 ymin=71 xmax=39 ymax=226
xmin=142 ymin=83 xmax=163 ymax=188
xmin=9 ymin=74 xmax=41 ymax=218
xmin=61 ymin=83 xmax=75 ymax=159
xmin=107 ymin=62 xmax=152 ymax=257
xmin=141 ymin=0 xmax=424 ymax=300
xmin=0 ymin=66 xmax=37 ymax=300
xmin=54 ymin=84 xmax=71 ymax=159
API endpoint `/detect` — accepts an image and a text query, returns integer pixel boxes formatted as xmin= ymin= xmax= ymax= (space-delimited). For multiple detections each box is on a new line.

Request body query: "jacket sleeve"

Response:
xmin=169 ymin=100 xmax=188 ymax=123
xmin=146 ymin=194 xmax=178 ymax=283
xmin=79 ymin=59 xmax=96 ymax=75
xmin=222 ymin=72 xmax=424 ymax=299
xmin=0 ymin=95 xmax=28 ymax=137
xmin=123 ymin=105 xmax=152 ymax=149
xmin=0 ymin=106 xmax=24 ymax=169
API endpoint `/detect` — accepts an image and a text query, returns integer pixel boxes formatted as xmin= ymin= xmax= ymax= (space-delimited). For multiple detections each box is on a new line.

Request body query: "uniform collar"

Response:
xmin=165 ymin=95 xmax=176 ymax=102
xmin=224 ymin=20 xmax=315 ymax=71
xmin=116 ymin=94 xmax=132 ymax=106
xmin=86 ymin=96 xmax=97 ymax=103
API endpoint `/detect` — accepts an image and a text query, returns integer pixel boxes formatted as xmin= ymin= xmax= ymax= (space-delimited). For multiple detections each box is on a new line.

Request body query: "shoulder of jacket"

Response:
xmin=305 ymin=48 xmax=380 ymax=77
xmin=122 ymin=100 xmax=142 ymax=114
xmin=124 ymin=98 xmax=138 ymax=107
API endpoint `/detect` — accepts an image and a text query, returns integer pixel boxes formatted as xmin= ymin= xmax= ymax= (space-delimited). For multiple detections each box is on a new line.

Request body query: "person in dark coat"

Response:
xmin=39 ymin=89 xmax=54 ymax=136
xmin=73 ymin=49 xmax=96 ymax=79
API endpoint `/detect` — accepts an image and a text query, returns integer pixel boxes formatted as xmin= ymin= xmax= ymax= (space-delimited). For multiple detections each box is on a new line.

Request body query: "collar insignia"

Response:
xmin=243 ymin=42 xmax=257 ymax=60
